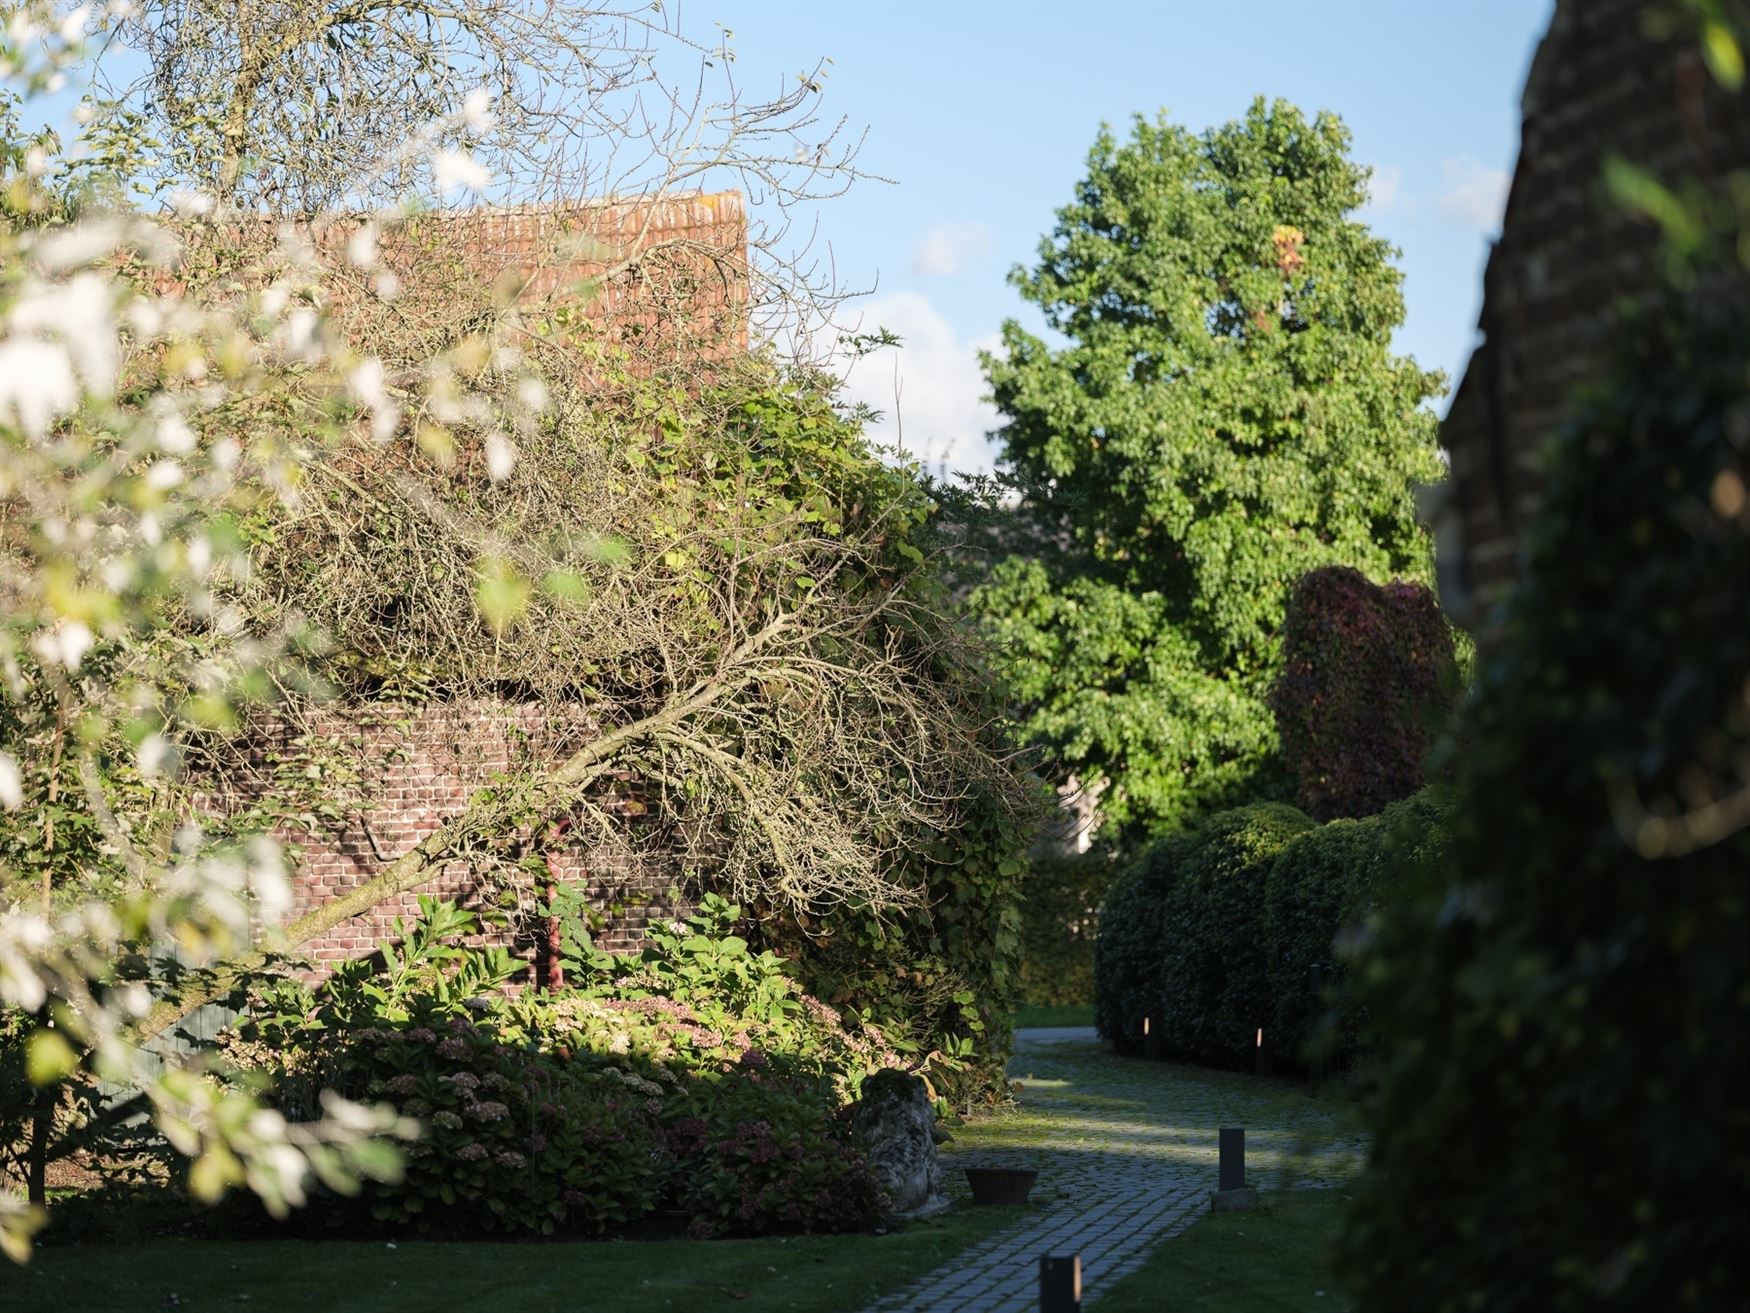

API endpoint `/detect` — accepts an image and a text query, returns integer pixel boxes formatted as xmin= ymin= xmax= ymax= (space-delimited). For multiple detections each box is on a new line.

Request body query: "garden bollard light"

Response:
xmin=1143 ymin=1010 xmax=1164 ymax=1060
xmin=1212 ymin=1126 xmax=1258 ymax=1211
xmin=1254 ymin=1025 xmax=1274 ymax=1077
xmin=1219 ymin=1127 xmax=1245 ymax=1192
xmin=1039 ymin=1253 xmax=1081 ymax=1313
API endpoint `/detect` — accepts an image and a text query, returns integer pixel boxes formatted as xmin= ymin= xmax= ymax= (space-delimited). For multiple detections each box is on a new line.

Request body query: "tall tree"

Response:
xmin=973 ymin=97 xmax=1444 ymax=834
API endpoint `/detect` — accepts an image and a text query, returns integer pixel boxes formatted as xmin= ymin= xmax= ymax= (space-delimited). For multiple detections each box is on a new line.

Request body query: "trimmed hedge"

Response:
xmin=1156 ymin=803 xmax=1314 ymax=1067
xmin=1096 ymin=795 xmax=1446 ymax=1076
xmin=1018 ymin=850 xmax=1119 ymax=1007
xmin=1264 ymin=790 xmax=1450 ymax=1070
xmin=1339 ymin=303 xmax=1750 ymax=1311
xmin=1092 ymin=829 xmax=1203 ymax=1053
xmin=1271 ymin=565 xmax=1458 ymax=821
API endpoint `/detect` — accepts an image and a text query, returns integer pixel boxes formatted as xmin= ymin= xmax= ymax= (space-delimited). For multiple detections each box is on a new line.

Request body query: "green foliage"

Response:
xmin=236 ymin=899 xmax=891 ymax=1238
xmin=972 ymin=97 xmax=1444 ymax=833
xmin=660 ymin=1076 xmax=888 ymax=1238
xmin=561 ymin=893 xmax=806 ymax=1029
xmin=1156 ymin=804 xmax=1313 ymax=1066
xmin=745 ymin=779 xmax=1043 ymax=1113
xmin=1271 ymin=567 xmax=1459 ymax=820
xmin=1340 ymin=301 xmax=1750 ymax=1311
xmin=1262 ymin=790 xmax=1449 ymax=1070
xmin=1093 ymin=829 xmax=1203 ymax=1052
xmin=316 ymin=897 xmax=522 ymax=1026
xmin=1017 ymin=850 xmax=1118 ymax=1007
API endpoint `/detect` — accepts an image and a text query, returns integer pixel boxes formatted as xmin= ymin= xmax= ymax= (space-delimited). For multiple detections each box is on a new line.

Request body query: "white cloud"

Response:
xmin=909 ymin=222 xmax=992 ymax=278
xmin=1359 ymin=163 xmax=1404 ymax=218
xmin=838 ymin=292 xmax=1001 ymax=476
xmin=1438 ymin=155 xmax=1510 ymax=233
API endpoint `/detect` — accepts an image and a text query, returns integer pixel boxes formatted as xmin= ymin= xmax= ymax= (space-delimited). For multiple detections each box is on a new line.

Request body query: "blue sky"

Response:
xmin=29 ymin=0 xmax=1555 ymax=475
xmin=684 ymin=0 xmax=1554 ymax=473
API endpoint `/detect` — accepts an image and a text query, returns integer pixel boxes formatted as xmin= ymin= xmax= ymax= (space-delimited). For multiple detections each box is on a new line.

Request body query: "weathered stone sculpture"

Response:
xmin=849 ymin=1068 xmax=950 ymax=1218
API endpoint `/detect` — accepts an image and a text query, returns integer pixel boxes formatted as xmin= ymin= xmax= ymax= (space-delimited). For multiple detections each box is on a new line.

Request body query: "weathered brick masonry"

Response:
xmin=263 ymin=190 xmax=749 ymax=973
xmin=1432 ymin=1 xmax=1750 ymax=630
xmin=266 ymin=702 xmax=675 ymax=976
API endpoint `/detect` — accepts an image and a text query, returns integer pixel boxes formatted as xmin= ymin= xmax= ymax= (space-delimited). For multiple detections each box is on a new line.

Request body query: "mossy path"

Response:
xmin=863 ymin=1031 xmax=1364 ymax=1312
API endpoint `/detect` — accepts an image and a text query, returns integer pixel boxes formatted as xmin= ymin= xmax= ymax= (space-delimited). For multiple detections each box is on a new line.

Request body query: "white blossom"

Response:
xmin=433 ymin=149 xmax=490 ymax=193
xmin=462 ymin=88 xmax=495 ymax=130
xmin=30 ymin=621 xmax=95 ymax=671
xmin=346 ymin=223 xmax=379 ymax=271
xmin=485 ymin=432 xmax=517 ymax=481
xmin=156 ymin=413 xmax=197 ymax=453
xmin=0 ymin=751 xmax=22 ymax=810
xmin=0 ymin=338 xmax=78 ymax=436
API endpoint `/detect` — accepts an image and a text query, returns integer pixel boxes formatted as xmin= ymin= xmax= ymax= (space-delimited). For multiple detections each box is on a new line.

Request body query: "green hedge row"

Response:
xmin=1095 ymin=794 xmax=1446 ymax=1072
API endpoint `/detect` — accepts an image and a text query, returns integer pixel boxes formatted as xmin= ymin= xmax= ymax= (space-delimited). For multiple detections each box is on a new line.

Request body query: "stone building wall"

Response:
xmin=1431 ymin=1 xmax=1750 ymax=630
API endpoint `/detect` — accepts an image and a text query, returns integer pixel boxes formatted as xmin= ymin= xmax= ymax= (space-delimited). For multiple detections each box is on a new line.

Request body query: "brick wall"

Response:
xmin=172 ymin=193 xmax=748 ymax=976
xmin=222 ymin=701 xmax=685 ymax=979
xmin=1432 ymin=1 xmax=1750 ymax=631
xmin=376 ymin=189 xmax=751 ymax=357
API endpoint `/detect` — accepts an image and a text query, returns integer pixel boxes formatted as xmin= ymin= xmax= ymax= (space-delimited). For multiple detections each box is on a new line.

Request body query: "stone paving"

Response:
xmin=861 ymin=1028 xmax=1365 ymax=1313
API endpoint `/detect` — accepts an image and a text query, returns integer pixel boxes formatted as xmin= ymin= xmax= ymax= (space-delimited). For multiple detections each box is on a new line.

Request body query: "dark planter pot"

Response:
xmin=963 ymin=1167 xmax=1039 ymax=1206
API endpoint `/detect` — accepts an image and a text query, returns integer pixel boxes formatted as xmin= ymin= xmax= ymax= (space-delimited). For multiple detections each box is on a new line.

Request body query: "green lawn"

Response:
xmin=1012 ymin=1002 xmax=1095 ymax=1029
xmin=0 ymin=1206 xmax=1033 ymax=1313
xmin=1098 ymin=1189 xmax=1352 ymax=1312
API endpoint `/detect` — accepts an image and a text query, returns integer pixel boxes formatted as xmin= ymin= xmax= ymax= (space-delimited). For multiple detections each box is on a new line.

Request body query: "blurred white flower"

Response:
xmin=0 ymin=338 xmax=78 ymax=436
xmin=169 ymin=189 xmax=214 ymax=218
xmin=157 ymin=414 xmax=197 ymax=453
xmin=348 ymin=358 xmax=399 ymax=442
xmin=346 ymin=223 xmax=379 ymax=271
xmin=34 ymin=220 xmax=124 ymax=272
xmin=0 ymin=751 xmax=22 ymax=810
xmin=462 ymin=88 xmax=494 ymax=131
xmin=30 ymin=621 xmax=95 ymax=671
xmin=145 ymin=460 xmax=184 ymax=490
xmin=517 ymin=377 xmax=549 ymax=412
xmin=485 ymin=432 xmax=517 ymax=481
xmin=6 ymin=10 xmax=44 ymax=43
xmin=58 ymin=4 xmax=89 ymax=42
xmin=283 ymin=306 xmax=320 ymax=360
xmin=137 ymin=733 xmax=174 ymax=778
xmin=433 ymin=150 xmax=490 ymax=193
xmin=8 ymin=272 xmax=121 ymax=399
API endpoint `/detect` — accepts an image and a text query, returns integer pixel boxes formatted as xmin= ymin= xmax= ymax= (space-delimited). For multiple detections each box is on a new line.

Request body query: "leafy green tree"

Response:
xmin=973 ymin=97 xmax=1445 ymax=834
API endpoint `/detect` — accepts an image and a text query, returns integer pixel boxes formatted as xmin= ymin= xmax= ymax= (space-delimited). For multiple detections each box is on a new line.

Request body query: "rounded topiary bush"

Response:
xmin=1340 ymin=303 xmax=1750 ymax=1312
xmin=1263 ymin=812 xmax=1381 ymax=1070
xmin=1272 ymin=565 xmax=1459 ymax=821
xmin=1264 ymin=788 xmax=1450 ymax=1071
xmin=1157 ymin=802 xmax=1313 ymax=1067
xmin=1093 ymin=828 xmax=1202 ymax=1052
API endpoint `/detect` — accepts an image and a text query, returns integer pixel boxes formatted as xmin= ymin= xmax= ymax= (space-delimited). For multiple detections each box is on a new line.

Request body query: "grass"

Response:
xmin=1012 ymin=1002 xmax=1095 ymax=1028
xmin=0 ymin=1206 xmax=1034 ymax=1313
xmin=1097 ymin=1189 xmax=1352 ymax=1313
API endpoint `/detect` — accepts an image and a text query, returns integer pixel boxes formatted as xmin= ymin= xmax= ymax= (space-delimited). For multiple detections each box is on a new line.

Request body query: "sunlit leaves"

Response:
xmin=975 ymin=98 xmax=1443 ymax=832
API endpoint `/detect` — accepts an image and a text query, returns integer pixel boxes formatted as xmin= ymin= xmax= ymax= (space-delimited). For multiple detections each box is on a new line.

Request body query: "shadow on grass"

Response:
xmin=0 ymin=1204 xmax=1040 ymax=1313
xmin=1096 ymin=1189 xmax=1352 ymax=1313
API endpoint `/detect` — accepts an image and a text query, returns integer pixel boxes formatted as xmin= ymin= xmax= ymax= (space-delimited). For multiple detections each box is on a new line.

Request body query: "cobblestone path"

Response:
xmin=862 ymin=1030 xmax=1365 ymax=1313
